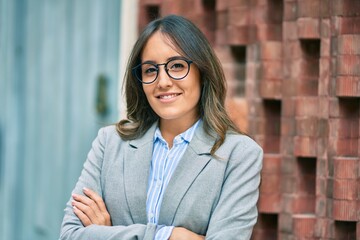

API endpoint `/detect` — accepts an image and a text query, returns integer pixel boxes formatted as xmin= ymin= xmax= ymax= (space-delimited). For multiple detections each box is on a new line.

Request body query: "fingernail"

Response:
xmin=83 ymin=187 xmax=89 ymax=192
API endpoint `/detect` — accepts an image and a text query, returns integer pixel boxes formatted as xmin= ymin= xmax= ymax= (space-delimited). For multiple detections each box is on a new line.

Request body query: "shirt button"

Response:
xmin=149 ymin=213 xmax=154 ymax=219
xmin=157 ymin=181 xmax=162 ymax=187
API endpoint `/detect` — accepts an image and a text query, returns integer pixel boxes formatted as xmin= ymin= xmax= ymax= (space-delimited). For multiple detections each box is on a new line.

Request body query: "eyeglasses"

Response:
xmin=132 ymin=57 xmax=193 ymax=84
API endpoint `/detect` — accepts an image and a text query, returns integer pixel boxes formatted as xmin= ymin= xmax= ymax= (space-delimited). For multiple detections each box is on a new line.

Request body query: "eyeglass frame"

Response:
xmin=132 ymin=57 xmax=194 ymax=84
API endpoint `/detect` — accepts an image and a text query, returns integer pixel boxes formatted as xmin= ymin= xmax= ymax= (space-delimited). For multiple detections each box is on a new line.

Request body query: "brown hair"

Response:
xmin=116 ymin=15 xmax=241 ymax=155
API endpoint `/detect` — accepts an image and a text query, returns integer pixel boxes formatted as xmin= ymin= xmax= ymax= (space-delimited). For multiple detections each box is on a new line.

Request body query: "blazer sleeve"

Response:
xmin=59 ymin=128 xmax=157 ymax=240
xmin=205 ymin=137 xmax=263 ymax=240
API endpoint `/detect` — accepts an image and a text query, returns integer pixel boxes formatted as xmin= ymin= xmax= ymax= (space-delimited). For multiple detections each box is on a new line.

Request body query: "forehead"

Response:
xmin=141 ymin=31 xmax=183 ymax=60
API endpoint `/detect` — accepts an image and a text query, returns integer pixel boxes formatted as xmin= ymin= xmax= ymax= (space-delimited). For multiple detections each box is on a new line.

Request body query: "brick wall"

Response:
xmin=138 ymin=0 xmax=360 ymax=239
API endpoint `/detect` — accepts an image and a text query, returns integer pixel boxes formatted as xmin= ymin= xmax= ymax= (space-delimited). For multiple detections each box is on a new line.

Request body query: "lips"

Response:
xmin=157 ymin=93 xmax=181 ymax=99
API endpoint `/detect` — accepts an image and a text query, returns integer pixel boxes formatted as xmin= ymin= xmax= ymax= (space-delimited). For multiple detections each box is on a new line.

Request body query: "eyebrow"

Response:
xmin=141 ymin=55 xmax=186 ymax=64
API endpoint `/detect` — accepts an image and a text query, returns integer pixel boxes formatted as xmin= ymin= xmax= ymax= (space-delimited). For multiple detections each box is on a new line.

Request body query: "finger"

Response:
xmin=72 ymin=193 xmax=102 ymax=215
xmin=73 ymin=205 xmax=92 ymax=227
xmin=82 ymin=188 xmax=108 ymax=213
xmin=72 ymin=200 xmax=98 ymax=223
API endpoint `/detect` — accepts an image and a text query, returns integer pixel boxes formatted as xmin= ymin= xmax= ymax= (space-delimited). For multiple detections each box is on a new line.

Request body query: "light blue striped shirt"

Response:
xmin=147 ymin=120 xmax=201 ymax=239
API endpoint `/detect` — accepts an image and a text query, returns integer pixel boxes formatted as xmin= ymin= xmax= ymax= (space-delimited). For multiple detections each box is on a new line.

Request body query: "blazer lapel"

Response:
xmin=123 ymin=123 xmax=157 ymax=224
xmin=158 ymin=123 xmax=216 ymax=225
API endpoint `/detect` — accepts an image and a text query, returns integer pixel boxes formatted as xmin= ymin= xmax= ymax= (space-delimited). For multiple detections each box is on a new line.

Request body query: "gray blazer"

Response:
xmin=60 ymin=122 xmax=263 ymax=240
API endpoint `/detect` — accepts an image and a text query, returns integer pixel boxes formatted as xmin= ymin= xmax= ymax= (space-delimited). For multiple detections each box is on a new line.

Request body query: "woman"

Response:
xmin=60 ymin=15 xmax=263 ymax=240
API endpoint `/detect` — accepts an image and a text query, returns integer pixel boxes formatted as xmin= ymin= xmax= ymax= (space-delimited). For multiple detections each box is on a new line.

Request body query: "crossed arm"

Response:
xmin=71 ymin=187 xmax=204 ymax=240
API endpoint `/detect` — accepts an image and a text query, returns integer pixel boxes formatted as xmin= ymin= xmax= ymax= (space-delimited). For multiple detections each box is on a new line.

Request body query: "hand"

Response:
xmin=72 ymin=187 xmax=112 ymax=227
xmin=169 ymin=227 xmax=205 ymax=240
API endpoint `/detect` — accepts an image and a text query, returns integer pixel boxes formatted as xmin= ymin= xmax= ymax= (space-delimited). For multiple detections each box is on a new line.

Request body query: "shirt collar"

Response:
xmin=154 ymin=119 xmax=202 ymax=144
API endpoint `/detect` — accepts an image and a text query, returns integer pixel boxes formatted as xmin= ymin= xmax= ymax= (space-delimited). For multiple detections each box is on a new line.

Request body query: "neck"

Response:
xmin=159 ymin=116 xmax=199 ymax=147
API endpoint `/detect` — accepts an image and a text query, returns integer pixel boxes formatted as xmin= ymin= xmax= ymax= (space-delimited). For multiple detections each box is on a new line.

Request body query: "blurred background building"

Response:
xmin=1 ymin=0 xmax=359 ymax=239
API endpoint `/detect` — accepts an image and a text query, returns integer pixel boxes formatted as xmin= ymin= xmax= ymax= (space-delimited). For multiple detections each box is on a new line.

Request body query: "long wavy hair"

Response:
xmin=116 ymin=15 xmax=241 ymax=155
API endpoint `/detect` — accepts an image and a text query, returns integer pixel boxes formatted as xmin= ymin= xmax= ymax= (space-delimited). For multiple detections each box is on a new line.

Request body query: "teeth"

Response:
xmin=160 ymin=94 xmax=178 ymax=99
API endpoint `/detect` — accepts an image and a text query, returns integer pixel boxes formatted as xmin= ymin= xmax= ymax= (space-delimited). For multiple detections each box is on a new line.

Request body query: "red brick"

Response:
xmin=293 ymin=214 xmax=316 ymax=237
xmin=320 ymin=38 xmax=331 ymax=57
xmin=297 ymin=18 xmax=320 ymax=39
xmin=294 ymin=136 xmax=317 ymax=157
xmin=296 ymin=117 xmax=318 ymax=137
xmin=216 ymin=10 xmax=228 ymax=30
xmin=260 ymin=60 xmax=283 ymax=79
xmin=279 ymin=213 xmax=293 ymax=233
xmin=254 ymin=5 xmax=282 ymax=24
xmin=295 ymin=97 xmax=319 ymax=117
xmin=257 ymin=24 xmax=283 ymax=41
xmin=283 ymin=21 xmax=298 ymax=41
xmin=228 ymin=6 xmax=250 ymax=26
xmin=338 ymin=34 xmax=360 ymax=55
xmin=329 ymin=118 xmax=359 ymax=138
xmin=333 ymin=156 xmax=359 ymax=179
xmin=296 ymin=77 xmax=319 ymax=96
xmin=283 ymin=40 xmax=302 ymax=60
xmin=319 ymin=57 xmax=330 ymax=96
xmin=215 ymin=29 xmax=228 ymax=45
xmin=263 ymin=135 xmax=280 ymax=153
xmin=337 ymin=55 xmax=360 ymax=76
xmin=260 ymin=79 xmax=282 ymax=99
xmin=336 ymin=137 xmax=359 ymax=157
xmin=227 ymin=25 xmax=255 ymax=45
xmin=314 ymin=218 xmax=334 ymax=238
xmin=215 ymin=0 xmax=228 ymax=11
xmin=227 ymin=0 xmax=248 ymax=8
xmin=281 ymin=156 xmax=296 ymax=175
xmin=320 ymin=0 xmax=331 ymax=18
xmin=315 ymin=196 xmax=328 ymax=218
xmin=282 ymin=97 xmax=296 ymax=117
xmin=260 ymin=173 xmax=281 ymax=193
xmin=297 ymin=0 xmax=321 ymax=18
xmin=281 ymin=117 xmax=296 ymax=136
xmin=333 ymin=178 xmax=357 ymax=200
xmin=260 ymin=41 xmax=282 ymax=60
xmin=332 ymin=0 xmax=360 ymax=17
xmin=334 ymin=16 xmax=360 ymax=34
xmin=281 ymin=174 xmax=296 ymax=194
xmin=293 ymin=195 xmax=316 ymax=214
xmin=262 ymin=153 xmax=282 ymax=173
xmin=258 ymin=193 xmax=281 ymax=213
xmin=290 ymin=58 xmax=319 ymax=79
xmin=320 ymin=19 xmax=331 ymax=38
xmin=333 ymin=199 xmax=358 ymax=221
xmin=336 ymin=76 xmax=360 ymax=97
xmin=284 ymin=1 xmax=297 ymax=21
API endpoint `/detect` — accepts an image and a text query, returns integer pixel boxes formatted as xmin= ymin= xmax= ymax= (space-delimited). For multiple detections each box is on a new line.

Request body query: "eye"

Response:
xmin=142 ymin=64 xmax=158 ymax=75
xmin=168 ymin=60 xmax=187 ymax=72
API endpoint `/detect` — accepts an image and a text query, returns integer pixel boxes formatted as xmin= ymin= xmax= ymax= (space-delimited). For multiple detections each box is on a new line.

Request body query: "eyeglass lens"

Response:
xmin=135 ymin=59 xmax=190 ymax=84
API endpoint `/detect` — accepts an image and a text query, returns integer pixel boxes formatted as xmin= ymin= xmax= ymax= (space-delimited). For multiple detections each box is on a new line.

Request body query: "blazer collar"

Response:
xmin=124 ymin=121 xmax=216 ymax=224
xmin=124 ymin=122 xmax=157 ymax=224
xmin=159 ymin=121 xmax=216 ymax=225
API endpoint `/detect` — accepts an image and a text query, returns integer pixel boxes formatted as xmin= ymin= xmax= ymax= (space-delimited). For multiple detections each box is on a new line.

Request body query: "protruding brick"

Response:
xmin=333 ymin=178 xmax=357 ymax=200
xmin=336 ymin=76 xmax=360 ymax=97
xmin=258 ymin=193 xmax=281 ymax=213
xmin=262 ymin=153 xmax=282 ymax=173
xmin=295 ymin=97 xmax=319 ymax=117
xmin=338 ymin=34 xmax=360 ymax=54
xmin=333 ymin=156 xmax=359 ymax=179
xmin=260 ymin=79 xmax=282 ymax=99
xmin=297 ymin=18 xmax=320 ymax=39
xmin=334 ymin=16 xmax=360 ymax=34
xmin=297 ymin=0 xmax=321 ymax=18
xmin=333 ymin=199 xmax=358 ymax=221
xmin=336 ymin=55 xmax=360 ymax=76
xmin=332 ymin=0 xmax=360 ymax=17
xmin=293 ymin=214 xmax=316 ymax=237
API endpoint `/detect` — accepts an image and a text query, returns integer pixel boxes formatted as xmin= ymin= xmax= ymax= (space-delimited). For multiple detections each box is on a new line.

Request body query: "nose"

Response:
xmin=156 ymin=65 xmax=173 ymax=88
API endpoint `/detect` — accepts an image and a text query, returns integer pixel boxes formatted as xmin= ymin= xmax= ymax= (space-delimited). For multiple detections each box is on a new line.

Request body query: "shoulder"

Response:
xmin=96 ymin=125 xmax=123 ymax=145
xmin=216 ymin=132 xmax=263 ymax=165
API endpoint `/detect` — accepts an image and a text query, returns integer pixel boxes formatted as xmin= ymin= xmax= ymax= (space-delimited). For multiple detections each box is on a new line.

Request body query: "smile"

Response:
xmin=157 ymin=93 xmax=181 ymax=99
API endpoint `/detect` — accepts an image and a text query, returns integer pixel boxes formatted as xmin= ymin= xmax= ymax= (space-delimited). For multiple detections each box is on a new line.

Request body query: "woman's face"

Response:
xmin=141 ymin=31 xmax=201 ymax=125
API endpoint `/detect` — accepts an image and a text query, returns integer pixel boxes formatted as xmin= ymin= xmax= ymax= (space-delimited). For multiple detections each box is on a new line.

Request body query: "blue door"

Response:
xmin=0 ymin=0 xmax=121 ymax=239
